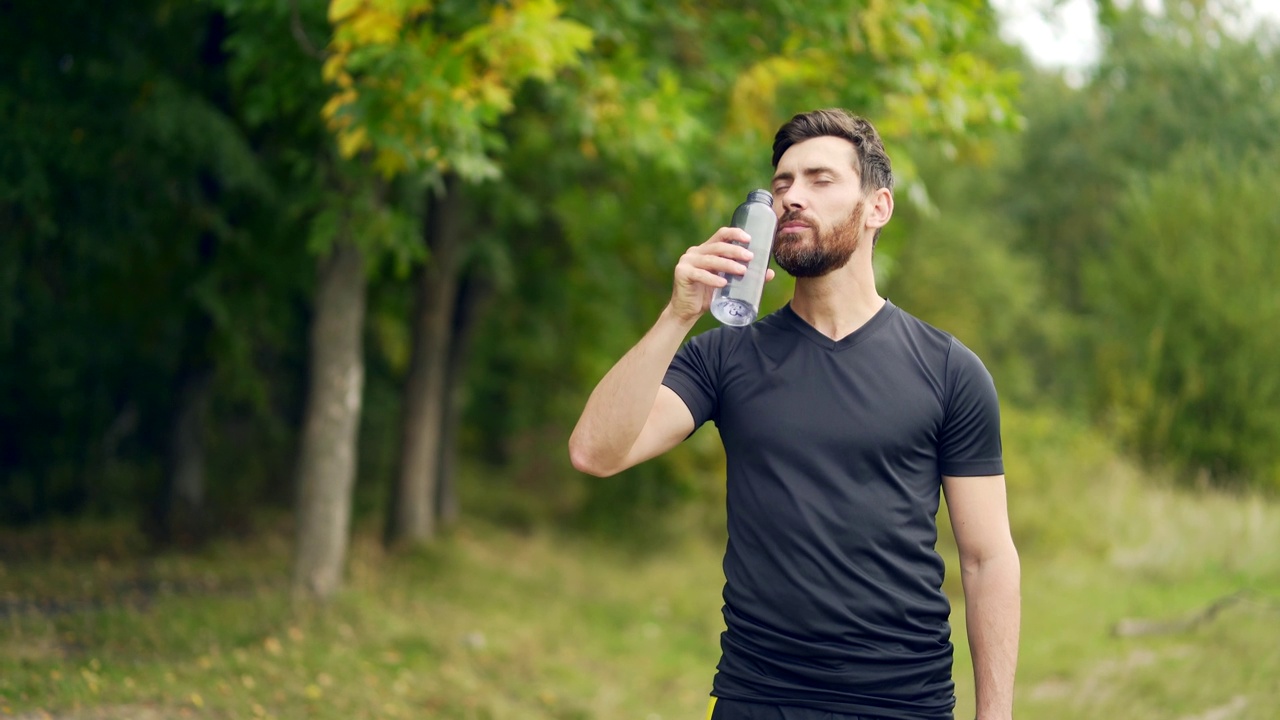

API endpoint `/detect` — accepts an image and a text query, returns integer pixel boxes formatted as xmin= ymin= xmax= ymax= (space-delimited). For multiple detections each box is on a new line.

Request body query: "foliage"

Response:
xmin=1087 ymin=146 xmax=1280 ymax=488
xmin=1010 ymin=0 xmax=1280 ymax=308
xmin=322 ymin=0 xmax=593 ymax=181
xmin=1006 ymin=4 xmax=1280 ymax=487
xmin=7 ymin=0 xmax=1279 ymax=533
xmin=884 ymin=137 xmax=1074 ymax=406
xmin=0 ymin=1 xmax=302 ymax=523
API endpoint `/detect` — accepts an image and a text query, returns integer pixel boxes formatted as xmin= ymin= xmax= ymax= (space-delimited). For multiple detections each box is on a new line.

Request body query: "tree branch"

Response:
xmin=1112 ymin=591 xmax=1253 ymax=638
xmin=291 ymin=0 xmax=325 ymax=61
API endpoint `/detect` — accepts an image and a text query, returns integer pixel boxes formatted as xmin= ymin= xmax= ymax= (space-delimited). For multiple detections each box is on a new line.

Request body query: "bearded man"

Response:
xmin=569 ymin=109 xmax=1020 ymax=720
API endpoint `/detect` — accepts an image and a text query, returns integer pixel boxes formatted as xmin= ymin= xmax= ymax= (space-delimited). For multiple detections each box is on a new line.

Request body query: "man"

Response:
xmin=568 ymin=109 xmax=1020 ymax=720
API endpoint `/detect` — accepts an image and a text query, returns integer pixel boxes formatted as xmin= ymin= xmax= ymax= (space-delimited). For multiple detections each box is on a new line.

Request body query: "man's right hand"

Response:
xmin=669 ymin=227 xmax=770 ymax=323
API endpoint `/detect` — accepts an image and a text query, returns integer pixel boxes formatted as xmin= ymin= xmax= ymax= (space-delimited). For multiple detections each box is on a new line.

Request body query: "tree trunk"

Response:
xmin=292 ymin=238 xmax=367 ymax=600
xmin=157 ymin=366 xmax=212 ymax=544
xmin=435 ymin=269 xmax=492 ymax=529
xmin=386 ymin=175 xmax=463 ymax=547
xmin=150 ymin=230 xmax=217 ymax=547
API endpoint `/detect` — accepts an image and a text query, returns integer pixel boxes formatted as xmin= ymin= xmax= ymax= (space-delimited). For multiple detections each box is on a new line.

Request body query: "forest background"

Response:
xmin=2 ymin=0 xmax=1279 ymax=718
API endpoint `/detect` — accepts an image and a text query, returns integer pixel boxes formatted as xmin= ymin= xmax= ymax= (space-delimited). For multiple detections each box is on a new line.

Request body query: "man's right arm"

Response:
xmin=567 ymin=305 xmax=699 ymax=477
xmin=568 ymin=229 xmax=763 ymax=477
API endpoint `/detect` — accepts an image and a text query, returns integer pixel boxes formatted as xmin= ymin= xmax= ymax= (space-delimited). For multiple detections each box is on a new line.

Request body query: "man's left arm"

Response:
xmin=942 ymin=474 xmax=1020 ymax=720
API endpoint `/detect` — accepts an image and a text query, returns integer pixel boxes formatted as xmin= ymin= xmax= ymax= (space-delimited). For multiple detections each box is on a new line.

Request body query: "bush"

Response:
xmin=1085 ymin=145 xmax=1280 ymax=489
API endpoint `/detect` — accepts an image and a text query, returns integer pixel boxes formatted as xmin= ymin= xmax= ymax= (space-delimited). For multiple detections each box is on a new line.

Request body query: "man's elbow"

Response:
xmin=568 ymin=438 xmax=620 ymax=478
xmin=960 ymin=543 xmax=1021 ymax=579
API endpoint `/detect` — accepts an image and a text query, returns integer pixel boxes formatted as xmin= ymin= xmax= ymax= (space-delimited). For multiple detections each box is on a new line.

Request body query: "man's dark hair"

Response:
xmin=771 ymin=109 xmax=894 ymax=194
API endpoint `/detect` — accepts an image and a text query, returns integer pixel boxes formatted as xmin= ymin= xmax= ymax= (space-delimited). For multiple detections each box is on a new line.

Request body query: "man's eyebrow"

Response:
xmin=771 ymin=166 xmax=843 ymax=185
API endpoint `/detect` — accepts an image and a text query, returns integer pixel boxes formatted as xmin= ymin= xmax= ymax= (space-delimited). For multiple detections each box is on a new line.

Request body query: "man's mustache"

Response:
xmin=778 ymin=211 xmax=816 ymax=230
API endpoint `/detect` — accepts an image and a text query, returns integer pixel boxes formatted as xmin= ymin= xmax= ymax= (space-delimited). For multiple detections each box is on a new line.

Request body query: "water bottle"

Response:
xmin=711 ymin=189 xmax=777 ymax=326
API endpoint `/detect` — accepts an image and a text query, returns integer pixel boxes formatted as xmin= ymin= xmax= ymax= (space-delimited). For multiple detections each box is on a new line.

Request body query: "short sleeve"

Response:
xmin=661 ymin=328 xmax=727 ymax=429
xmin=939 ymin=338 xmax=1004 ymax=477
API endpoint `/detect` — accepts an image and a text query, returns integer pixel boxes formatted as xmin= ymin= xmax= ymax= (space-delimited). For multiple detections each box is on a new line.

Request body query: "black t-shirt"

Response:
xmin=662 ymin=300 xmax=1004 ymax=720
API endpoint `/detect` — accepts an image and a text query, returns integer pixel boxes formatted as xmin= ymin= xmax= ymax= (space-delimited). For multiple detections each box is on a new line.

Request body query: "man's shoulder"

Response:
xmin=888 ymin=304 xmax=997 ymax=391
xmin=685 ymin=320 xmax=750 ymax=350
xmin=883 ymin=301 xmax=958 ymax=354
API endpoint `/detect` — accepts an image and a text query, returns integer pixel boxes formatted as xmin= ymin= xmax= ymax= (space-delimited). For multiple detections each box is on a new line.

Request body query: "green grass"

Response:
xmin=3 ymin=408 xmax=1280 ymax=719
xmin=1 ymin=519 xmax=729 ymax=720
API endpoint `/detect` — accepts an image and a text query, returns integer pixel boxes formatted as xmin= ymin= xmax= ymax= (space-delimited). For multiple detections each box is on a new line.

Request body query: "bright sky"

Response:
xmin=991 ymin=0 xmax=1280 ymax=70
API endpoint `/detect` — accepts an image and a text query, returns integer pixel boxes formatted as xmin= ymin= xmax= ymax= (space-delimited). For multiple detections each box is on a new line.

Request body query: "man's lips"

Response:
xmin=778 ymin=214 xmax=813 ymax=233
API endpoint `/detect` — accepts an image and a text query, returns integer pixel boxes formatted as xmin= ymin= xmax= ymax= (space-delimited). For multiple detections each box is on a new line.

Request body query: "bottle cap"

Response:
xmin=746 ymin=189 xmax=773 ymax=206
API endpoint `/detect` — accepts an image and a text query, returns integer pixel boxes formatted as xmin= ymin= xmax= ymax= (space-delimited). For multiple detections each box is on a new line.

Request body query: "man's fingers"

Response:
xmin=698 ymin=238 xmax=754 ymax=263
xmin=679 ymin=245 xmax=752 ymax=277
xmin=668 ymin=227 xmax=766 ymax=322
xmin=697 ymin=255 xmax=751 ymax=276
xmin=679 ymin=267 xmax=729 ymax=288
xmin=765 ymin=268 xmax=776 ymax=282
xmin=709 ymin=226 xmax=752 ymax=246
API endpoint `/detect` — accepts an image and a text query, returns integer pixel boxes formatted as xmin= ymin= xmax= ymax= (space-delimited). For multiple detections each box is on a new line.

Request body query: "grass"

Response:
xmin=3 ymin=408 xmax=1280 ymax=719
xmin=1 ymin=518 xmax=729 ymax=720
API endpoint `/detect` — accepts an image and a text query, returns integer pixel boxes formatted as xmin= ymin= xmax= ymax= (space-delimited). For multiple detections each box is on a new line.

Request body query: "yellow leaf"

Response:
xmin=304 ymin=684 xmax=323 ymax=699
xmin=190 ymin=693 xmax=204 ymax=708
xmin=321 ymin=54 xmax=347 ymax=84
xmin=322 ymin=90 xmax=357 ymax=124
xmin=861 ymin=0 xmax=889 ymax=60
xmin=474 ymin=76 xmax=513 ymax=113
xmin=348 ymin=8 xmax=401 ymax=45
xmin=329 ymin=0 xmax=362 ymax=24
xmin=374 ymin=148 xmax=407 ymax=178
xmin=338 ymin=126 xmax=369 ymax=158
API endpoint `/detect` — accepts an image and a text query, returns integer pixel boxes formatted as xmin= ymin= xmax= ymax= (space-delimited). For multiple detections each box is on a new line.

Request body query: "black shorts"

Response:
xmin=706 ymin=697 xmax=892 ymax=720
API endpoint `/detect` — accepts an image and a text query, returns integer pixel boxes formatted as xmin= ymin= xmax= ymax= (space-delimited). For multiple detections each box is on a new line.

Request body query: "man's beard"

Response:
xmin=772 ymin=202 xmax=864 ymax=278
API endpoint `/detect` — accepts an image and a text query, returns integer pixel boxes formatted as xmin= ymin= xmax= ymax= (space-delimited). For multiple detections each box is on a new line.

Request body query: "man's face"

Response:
xmin=769 ymin=136 xmax=868 ymax=278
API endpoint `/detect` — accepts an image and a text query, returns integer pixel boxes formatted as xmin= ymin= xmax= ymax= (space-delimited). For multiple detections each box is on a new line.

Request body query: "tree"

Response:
xmin=0 ymin=0 xmax=278 ymax=534
xmin=0 ymin=1 xmax=1030 ymax=566
xmin=292 ymin=223 xmax=368 ymax=597
xmin=317 ymin=0 xmax=593 ymax=546
xmin=1012 ymin=0 xmax=1280 ymax=308
xmin=1089 ymin=146 xmax=1280 ymax=487
xmin=216 ymin=0 xmax=413 ymax=599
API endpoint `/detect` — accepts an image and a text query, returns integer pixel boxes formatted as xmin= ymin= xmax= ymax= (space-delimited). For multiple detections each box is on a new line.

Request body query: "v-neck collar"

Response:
xmin=776 ymin=298 xmax=897 ymax=352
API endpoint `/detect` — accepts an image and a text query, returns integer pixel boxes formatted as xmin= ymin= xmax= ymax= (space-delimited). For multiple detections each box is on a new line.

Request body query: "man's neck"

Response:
xmin=789 ymin=253 xmax=884 ymax=341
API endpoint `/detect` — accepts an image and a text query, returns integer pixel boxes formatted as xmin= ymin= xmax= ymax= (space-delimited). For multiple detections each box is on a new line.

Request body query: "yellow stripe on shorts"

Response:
xmin=705 ymin=697 xmax=716 ymax=720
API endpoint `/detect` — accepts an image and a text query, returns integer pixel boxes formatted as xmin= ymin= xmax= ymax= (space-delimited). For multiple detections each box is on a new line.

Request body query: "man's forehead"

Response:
xmin=774 ymin=136 xmax=859 ymax=176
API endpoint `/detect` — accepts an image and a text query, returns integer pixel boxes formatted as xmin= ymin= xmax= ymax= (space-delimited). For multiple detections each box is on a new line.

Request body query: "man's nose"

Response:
xmin=778 ymin=188 xmax=807 ymax=212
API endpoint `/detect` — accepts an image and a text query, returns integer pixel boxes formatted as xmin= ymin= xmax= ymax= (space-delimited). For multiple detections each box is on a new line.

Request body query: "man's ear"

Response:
xmin=866 ymin=187 xmax=894 ymax=230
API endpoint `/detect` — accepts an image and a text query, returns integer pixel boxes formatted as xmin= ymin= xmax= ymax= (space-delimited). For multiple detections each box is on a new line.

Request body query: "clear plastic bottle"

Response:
xmin=711 ymin=189 xmax=777 ymax=326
